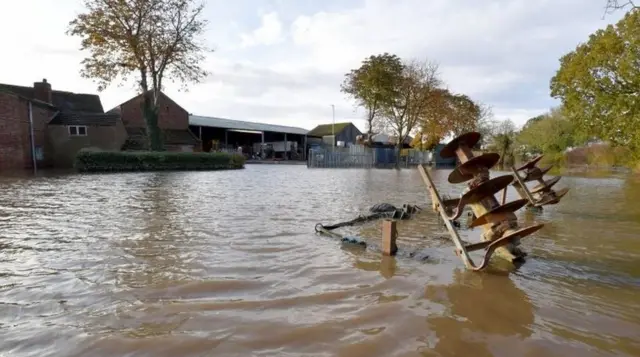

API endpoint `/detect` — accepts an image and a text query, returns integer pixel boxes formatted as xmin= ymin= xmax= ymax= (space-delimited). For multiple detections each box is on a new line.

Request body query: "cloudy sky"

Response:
xmin=0 ymin=0 xmax=625 ymax=132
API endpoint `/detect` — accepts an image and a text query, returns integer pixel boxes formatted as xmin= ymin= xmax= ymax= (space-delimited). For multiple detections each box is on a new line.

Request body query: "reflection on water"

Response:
xmin=0 ymin=166 xmax=639 ymax=357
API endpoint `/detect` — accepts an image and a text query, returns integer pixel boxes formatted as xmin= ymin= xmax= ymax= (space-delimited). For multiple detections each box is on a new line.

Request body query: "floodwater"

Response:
xmin=0 ymin=165 xmax=639 ymax=357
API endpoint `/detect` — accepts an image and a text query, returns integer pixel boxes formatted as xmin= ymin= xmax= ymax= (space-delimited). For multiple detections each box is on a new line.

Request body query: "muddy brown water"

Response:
xmin=0 ymin=165 xmax=639 ymax=357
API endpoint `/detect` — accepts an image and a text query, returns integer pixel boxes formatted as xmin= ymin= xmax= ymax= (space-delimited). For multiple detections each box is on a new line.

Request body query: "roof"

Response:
xmin=106 ymin=91 xmax=188 ymax=115
xmin=189 ymin=115 xmax=309 ymax=136
xmin=49 ymin=112 xmax=120 ymax=126
xmin=307 ymin=122 xmax=353 ymax=137
xmin=0 ymin=88 xmax=56 ymax=109
xmin=0 ymin=83 xmax=104 ymax=113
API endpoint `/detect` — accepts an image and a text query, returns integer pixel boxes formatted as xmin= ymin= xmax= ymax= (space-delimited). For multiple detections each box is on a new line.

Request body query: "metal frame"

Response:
xmin=418 ymin=131 xmax=568 ymax=272
xmin=508 ymin=155 xmax=570 ymax=208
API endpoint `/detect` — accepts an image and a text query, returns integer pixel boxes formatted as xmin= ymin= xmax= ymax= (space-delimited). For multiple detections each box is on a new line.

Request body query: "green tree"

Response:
xmin=521 ymin=114 xmax=545 ymax=132
xmin=340 ymin=53 xmax=404 ymax=136
xmin=517 ymin=107 xmax=578 ymax=157
xmin=68 ymin=0 xmax=209 ymax=151
xmin=550 ymin=10 xmax=640 ymax=161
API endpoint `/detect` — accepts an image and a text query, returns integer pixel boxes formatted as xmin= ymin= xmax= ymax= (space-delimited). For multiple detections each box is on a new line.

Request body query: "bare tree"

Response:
xmin=604 ymin=0 xmax=638 ymax=15
xmin=382 ymin=58 xmax=443 ymax=168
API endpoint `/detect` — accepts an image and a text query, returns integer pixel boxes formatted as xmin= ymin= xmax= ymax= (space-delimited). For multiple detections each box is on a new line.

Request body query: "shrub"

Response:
xmin=74 ymin=150 xmax=246 ymax=172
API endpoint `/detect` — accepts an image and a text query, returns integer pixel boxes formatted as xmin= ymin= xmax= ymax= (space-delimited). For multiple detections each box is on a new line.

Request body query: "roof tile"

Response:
xmin=49 ymin=112 xmax=120 ymax=126
xmin=0 ymin=83 xmax=104 ymax=113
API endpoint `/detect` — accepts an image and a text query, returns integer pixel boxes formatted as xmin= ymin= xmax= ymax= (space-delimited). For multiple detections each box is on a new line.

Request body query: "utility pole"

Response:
xmin=331 ymin=104 xmax=335 ymax=150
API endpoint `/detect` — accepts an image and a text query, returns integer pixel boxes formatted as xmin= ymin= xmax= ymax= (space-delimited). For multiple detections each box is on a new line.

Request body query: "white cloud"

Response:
xmin=239 ymin=12 xmax=284 ymax=48
xmin=0 ymin=0 xmax=627 ymax=133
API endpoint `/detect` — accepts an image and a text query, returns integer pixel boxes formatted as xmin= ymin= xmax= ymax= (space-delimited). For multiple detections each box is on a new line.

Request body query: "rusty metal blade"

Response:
xmin=445 ymin=175 xmax=515 ymax=221
xmin=460 ymin=175 xmax=514 ymax=205
xmin=535 ymin=187 xmax=570 ymax=206
xmin=531 ymin=176 xmax=561 ymax=194
xmin=470 ymin=223 xmax=545 ymax=271
xmin=442 ymin=197 xmax=460 ymax=208
xmin=498 ymin=223 xmax=545 ymax=243
xmin=440 ymin=132 xmax=481 ymax=159
xmin=523 ymin=165 xmax=553 ymax=182
xmin=447 ymin=153 xmax=501 ymax=184
xmin=469 ymin=198 xmax=528 ymax=228
xmin=515 ymin=154 xmax=543 ymax=172
xmin=464 ymin=240 xmax=492 ymax=252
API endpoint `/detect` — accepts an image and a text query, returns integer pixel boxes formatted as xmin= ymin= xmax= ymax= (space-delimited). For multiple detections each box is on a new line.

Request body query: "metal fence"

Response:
xmin=307 ymin=145 xmax=433 ymax=168
xmin=307 ymin=145 xmax=374 ymax=168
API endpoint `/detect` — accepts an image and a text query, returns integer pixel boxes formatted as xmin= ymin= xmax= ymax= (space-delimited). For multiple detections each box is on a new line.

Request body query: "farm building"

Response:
xmin=306 ymin=122 xmax=362 ymax=148
xmin=188 ymin=115 xmax=310 ymax=160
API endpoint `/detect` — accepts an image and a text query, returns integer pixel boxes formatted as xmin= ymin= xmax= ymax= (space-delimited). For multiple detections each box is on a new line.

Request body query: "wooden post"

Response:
xmin=381 ymin=219 xmax=398 ymax=256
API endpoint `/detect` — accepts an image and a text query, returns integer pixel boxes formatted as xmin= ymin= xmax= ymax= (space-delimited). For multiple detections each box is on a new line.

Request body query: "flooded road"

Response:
xmin=1 ymin=165 xmax=639 ymax=357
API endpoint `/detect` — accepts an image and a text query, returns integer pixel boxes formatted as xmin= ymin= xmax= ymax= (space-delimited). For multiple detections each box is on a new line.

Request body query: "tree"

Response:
xmin=517 ymin=107 xmax=578 ymax=157
xmin=68 ymin=0 xmax=209 ymax=150
xmin=486 ymin=119 xmax=518 ymax=168
xmin=521 ymin=114 xmax=545 ymax=132
xmin=473 ymin=104 xmax=496 ymax=150
xmin=604 ymin=0 xmax=638 ymax=14
xmin=382 ymin=58 xmax=443 ymax=168
xmin=340 ymin=53 xmax=404 ymax=136
xmin=411 ymin=88 xmax=491 ymax=150
xmin=550 ymin=10 xmax=640 ymax=161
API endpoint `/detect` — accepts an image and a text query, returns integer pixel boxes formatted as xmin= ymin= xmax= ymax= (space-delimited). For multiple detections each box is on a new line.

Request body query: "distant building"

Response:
xmin=355 ymin=133 xmax=413 ymax=148
xmin=307 ymin=122 xmax=362 ymax=147
xmin=107 ymin=91 xmax=201 ymax=152
xmin=188 ymin=115 xmax=309 ymax=160
xmin=0 ymin=79 xmax=126 ymax=170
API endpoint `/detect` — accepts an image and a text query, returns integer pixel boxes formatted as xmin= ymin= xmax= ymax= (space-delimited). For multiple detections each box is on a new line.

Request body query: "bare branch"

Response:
xmin=603 ymin=0 xmax=638 ymax=18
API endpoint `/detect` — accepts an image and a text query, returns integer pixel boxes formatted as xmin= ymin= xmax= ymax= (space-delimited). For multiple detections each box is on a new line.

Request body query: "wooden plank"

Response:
xmin=418 ymin=164 xmax=474 ymax=269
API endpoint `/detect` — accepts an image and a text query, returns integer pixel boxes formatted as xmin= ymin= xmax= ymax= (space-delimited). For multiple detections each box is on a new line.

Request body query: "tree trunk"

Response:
xmin=143 ymin=92 xmax=164 ymax=151
xmin=395 ymin=142 xmax=402 ymax=169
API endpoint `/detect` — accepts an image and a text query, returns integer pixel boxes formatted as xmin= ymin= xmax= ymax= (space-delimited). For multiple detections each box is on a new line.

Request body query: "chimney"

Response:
xmin=33 ymin=78 xmax=52 ymax=104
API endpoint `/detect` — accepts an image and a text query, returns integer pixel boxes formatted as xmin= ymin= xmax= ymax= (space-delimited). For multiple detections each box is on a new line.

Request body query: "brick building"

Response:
xmin=0 ymin=79 xmax=125 ymax=170
xmin=0 ymin=90 xmax=52 ymax=170
xmin=108 ymin=91 xmax=200 ymax=152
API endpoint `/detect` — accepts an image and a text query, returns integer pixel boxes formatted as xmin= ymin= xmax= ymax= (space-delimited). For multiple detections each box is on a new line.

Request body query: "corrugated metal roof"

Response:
xmin=189 ymin=115 xmax=309 ymax=135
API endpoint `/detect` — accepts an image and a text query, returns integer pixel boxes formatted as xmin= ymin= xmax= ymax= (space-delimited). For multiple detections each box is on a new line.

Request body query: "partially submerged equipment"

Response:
xmin=420 ymin=131 xmax=569 ymax=271
xmin=315 ymin=203 xmax=422 ymax=231
xmin=509 ymin=155 xmax=569 ymax=208
xmin=314 ymin=204 xmax=429 ymax=260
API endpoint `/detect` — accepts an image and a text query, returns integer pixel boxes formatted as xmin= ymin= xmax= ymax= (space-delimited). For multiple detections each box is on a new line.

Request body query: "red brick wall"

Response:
xmin=119 ymin=92 xmax=189 ymax=130
xmin=0 ymin=93 xmax=52 ymax=171
xmin=0 ymin=93 xmax=27 ymax=170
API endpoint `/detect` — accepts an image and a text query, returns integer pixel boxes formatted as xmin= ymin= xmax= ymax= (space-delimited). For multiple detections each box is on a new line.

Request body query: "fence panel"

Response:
xmin=307 ymin=145 xmax=432 ymax=168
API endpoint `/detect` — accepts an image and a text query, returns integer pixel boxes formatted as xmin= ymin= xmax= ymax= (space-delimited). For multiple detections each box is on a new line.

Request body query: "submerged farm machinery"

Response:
xmin=419 ymin=131 xmax=569 ymax=271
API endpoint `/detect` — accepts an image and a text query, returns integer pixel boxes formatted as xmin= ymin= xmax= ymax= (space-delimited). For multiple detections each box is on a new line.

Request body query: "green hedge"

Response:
xmin=74 ymin=150 xmax=246 ymax=172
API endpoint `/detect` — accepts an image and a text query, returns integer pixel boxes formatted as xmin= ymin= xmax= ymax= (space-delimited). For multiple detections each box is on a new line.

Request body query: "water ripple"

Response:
xmin=0 ymin=166 xmax=639 ymax=357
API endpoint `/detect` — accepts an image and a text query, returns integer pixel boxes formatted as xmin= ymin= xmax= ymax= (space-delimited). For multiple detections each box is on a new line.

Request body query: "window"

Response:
xmin=68 ymin=125 xmax=87 ymax=136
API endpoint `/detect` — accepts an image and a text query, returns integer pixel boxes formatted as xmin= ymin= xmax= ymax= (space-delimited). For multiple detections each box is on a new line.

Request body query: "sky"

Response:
xmin=0 ymin=0 xmax=626 ymax=133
